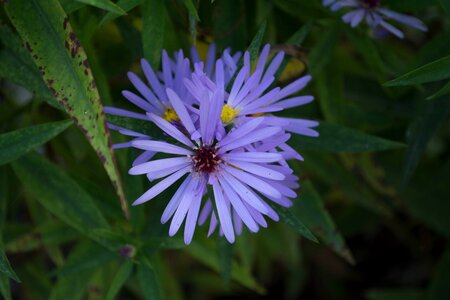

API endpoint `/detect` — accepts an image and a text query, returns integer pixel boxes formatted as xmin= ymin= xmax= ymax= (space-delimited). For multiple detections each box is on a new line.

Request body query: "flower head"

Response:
xmin=323 ymin=0 xmax=427 ymax=39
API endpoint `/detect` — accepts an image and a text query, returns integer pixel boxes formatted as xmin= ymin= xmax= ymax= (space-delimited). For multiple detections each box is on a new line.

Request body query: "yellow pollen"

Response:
xmin=163 ymin=107 xmax=179 ymax=123
xmin=220 ymin=105 xmax=239 ymax=123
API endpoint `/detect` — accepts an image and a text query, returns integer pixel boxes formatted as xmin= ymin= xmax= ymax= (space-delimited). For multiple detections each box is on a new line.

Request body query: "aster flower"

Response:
xmin=128 ymin=60 xmax=297 ymax=244
xmin=323 ymin=0 xmax=427 ymax=39
xmin=184 ymin=44 xmax=318 ymax=161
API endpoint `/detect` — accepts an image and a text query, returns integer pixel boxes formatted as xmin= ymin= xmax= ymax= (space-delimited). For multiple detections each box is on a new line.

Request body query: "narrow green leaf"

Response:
xmin=247 ymin=20 xmax=267 ymax=63
xmin=0 ymin=22 xmax=60 ymax=108
xmin=427 ymin=250 xmax=450 ymax=300
xmin=0 ymin=274 xmax=12 ymax=300
xmin=309 ymin=24 xmax=340 ymax=75
xmin=187 ymin=242 xmax=265 ymax=294
xmin=0 ymin=251 xmax=19 ymax=283
xmin=213 ymin=0 xmax=246 ymax=51
xmin=268 ymin=202 xmax=318 ymax=243
xmin=75 ymin=0 xmax=127 ymax=15
xmin=100 ymin=0 xmax=143 ymax=25
xmin=142 ymin=0 xmax=165 ymax=68
xmin=402 ymin=96 xmax=450 ymax=187
xmin=5 ymin=0 xmax=128 ymax=217
xmin=218 ymin=239 xmax=232 ymax=288
xmin=183 ymin=0 xmax=200 ymax=21
xmin=106 ymin=261 xmax=133 ymax=300
xmin=107 ymin=114 xmax=164 ymax=139
xmin=287 ymin=20 xmax=314 ymax=46
xmin=138 ymin=257 xmax=162 ymax=300
xmin=226 ymin=20 xmax=267 ymax=90
xmin=0 ymin=120 xmax=72 ymax=166
xmin=384 ymin=55 xmax=450 ymax=87
xmin=295 ymin=182 xmax=354 ymax=264
xmin=427 ymin=81 xmax=450 ymax=100
xmin=289 ymin=122 xmax=405 ymax=153
xmin=11 ymin=153 xmax=119 ymax=250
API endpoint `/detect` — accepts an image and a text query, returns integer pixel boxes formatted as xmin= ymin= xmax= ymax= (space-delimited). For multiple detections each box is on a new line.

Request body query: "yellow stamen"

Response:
xmin=220 ymin=105 xmax=239 ymax=124
xmin=163 ymin=107 xmax=179 ymax=123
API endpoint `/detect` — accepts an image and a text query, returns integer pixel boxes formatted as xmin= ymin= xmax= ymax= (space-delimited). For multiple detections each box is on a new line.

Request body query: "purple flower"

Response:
xmin=185 ymin=44 xmax=319 ymax=142
xmin=128 ymin=62 xmax=296 ymax=244
xmin=323 ymin=0 xmax=427 ymax=39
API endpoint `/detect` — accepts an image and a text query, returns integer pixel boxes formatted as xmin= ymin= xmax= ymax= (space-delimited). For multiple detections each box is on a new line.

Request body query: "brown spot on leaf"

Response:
xmin=63 ymin=17 xmax=69 ymax=30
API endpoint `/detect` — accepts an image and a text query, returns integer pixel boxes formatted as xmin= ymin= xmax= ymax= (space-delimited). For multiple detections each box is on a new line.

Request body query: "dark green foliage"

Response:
xmin=0 ymin=0 xmax=449 ymax=299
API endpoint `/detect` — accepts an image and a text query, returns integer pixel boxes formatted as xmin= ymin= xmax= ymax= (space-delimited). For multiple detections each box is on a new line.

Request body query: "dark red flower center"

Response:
xmin=362 ymin=0 xmax=380 ymax=8
xmin=193 ymin=145 xmax=221 ymax=174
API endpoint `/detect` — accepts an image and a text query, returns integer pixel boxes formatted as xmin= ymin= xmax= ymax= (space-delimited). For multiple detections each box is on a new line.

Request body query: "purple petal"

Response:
xmin=129 ymin=156 xmax=191 ymax=175
xmin=147 ymin=113 xmax=194 ymax=147
xmin=213 ymin=180 xmax=235 ymax=243
xmin=223 ymin=152 xmax=282 ymax=163
xmin=132 ymin=140 xmax=193 ymax=155
xmin=166 ymin=88 xmax=196 ymax=135
xmin=161 ymin=176 xmax=192 ymax=223
xmin=226 ymin=161 xmax=285 ymax=180
xmin=133 ymin=166 xmax=190 ymax=205
xmin=218 ymin=117 xmax=264 ymax=147
xmin=219 ymin=127 xmax=282 ymax=152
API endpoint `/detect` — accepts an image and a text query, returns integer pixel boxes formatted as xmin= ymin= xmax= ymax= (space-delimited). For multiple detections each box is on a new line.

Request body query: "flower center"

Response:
xmin=220 ymin=105 xmax=239 ymax=124
xmin=362 ymin=0 xmax=379 ymax=8
xmin=163 ymin=107 xmax=179 ymax=123
xmin=192 ymin=145 xmax=221 ymax=174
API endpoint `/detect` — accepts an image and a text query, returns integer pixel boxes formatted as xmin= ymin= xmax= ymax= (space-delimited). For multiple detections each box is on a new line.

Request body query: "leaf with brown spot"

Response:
xmin=5 ymin=0 xmax=129 ymax=217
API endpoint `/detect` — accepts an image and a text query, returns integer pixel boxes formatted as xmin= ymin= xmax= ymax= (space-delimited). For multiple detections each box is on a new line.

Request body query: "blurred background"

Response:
xmin=0 ymin=0 xmax=449 ymax=299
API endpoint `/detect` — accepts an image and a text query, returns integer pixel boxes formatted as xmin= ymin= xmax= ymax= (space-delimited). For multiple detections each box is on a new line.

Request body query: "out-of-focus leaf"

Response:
xmin=5 ymin=0 xmax=128 ymax=217
xmin=0 ymin=274 xmax=11 ymax=300
xmin=75 ymin=0 xmax=127 ymax=15
xmin=0 ymin=120 xmax=72 ymax=166
xmin=289 ymin=122 xmax=405 ymax=152
xmin=49 ymin=242 xmax=100 ymax=300
xmin=0 ymin=22 xmax=60 ymax=108
xmin=142 ymin=0 xmax=165 ymax=68
xmin=427 ymin=81 xmax=450 ymax=100
xmin=294 ymin=181 xmax=354 ymax=264
xmin=213 ymin=0 xmax=246 ymax=51
xmin=59 ymin=0 xmax=85 ymax=14
xmin=106 ymin=261 xmax=133 ymax=300
xmin=402 ymin=96 xmax=450 ymax=187
xmin=309 ymin=24 xmax=340 ymax=75
xmin=183 ymin=0 xmax=200 ymax=21
xmin=315 ymin=71 xmax=344 ymax=122
xmin=218 ymin=239 xmax=232 ymax=288
xmin=6 ymin=222 xmax=79 ymax=253
xmin=138 ymin=257 xmax=162 ymax=300
xmin=0 ymin=169 xmax=12 ymax=300
xmin=107 ymin=114 xmax=164 ymax=139
xmin=366 ymin=288 xmax=425 ymax=300
xmin=427 ymin=250 xmax=450 ymax=300
xmin=384 ymin=55 xmax=450 ymax=87
xmin=50 ymin=242 xmax=116 ymax=277
xmin=0 ymin=251 xmax=19 ymax=283
xmin=187 ymin=242 xmax=265 ymax=294
xmin=11 ymin=153 xmax=121 ymax=250
xmin=100 ymin=0 xmax=143 ymax=25
xmin=268 ymin=202 xmax=318 ymax=243
xmin=439 ymin=0 xmax=450 ymax=15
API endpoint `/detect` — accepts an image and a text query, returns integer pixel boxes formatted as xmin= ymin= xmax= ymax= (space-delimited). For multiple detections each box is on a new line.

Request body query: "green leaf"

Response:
xmin=289 ymin=122 xmax=405 ymax=153
xmin=182 ymin=0 xmax=200 ymax=21
xmin=218 ymin=239 xmax=232 ymax=288
xmin=142 ymin=0 xmax=165 ymax=68
xmin=11 ymin=153 xmax=120 ymax=250
xmin=0 ymin=22 xmax=60 ymax=108
xmin=294 ymin=181 xmax=354 ymax=264
xmin=439 ymin=0 xmax=450 ymax=15
xmin=402 ymin=96 xmax=450 ymax=187
xmin=287 ymin=20 xmax=314 ymax=46
xmin=106 ymin=261 xmax=134 ymax=300
xmin=268 ymin=202 xmax=318 ymax=243
xmin=0 ymin=120 xmax=72 ymax=166
xmin=213 ymin=0 xmax=246 ymax=51
xmin=5 ymin=0 xmax=128 ymax=217
xmin=0 ymin=274 xmax=12 ymax=300
xmin=75 ymin=0 xmax=127 ymax=15
xmin=427 ymin=81 xmax=450 ymax=100
xmin=138 ymin=257 xmax=162 ymax=300
xmin=100 ymin=0 xmax=143 ymax=25
xmin=0 ymin=250 xmax=19 ymax=283
xmin=107 ymin=114 xmax=164 ymax=139
xmin=309 ymin=24 xmax=340 ymax=75
xmin=384 ymin=55 xmax=450 ymax=87
xmin=427 ymin=250 xmax=450 ymax=300
xmin=187 ymin=242 xmax=265 ymax=294
xmin=49 ymin=241 xmax=101 ymax=300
